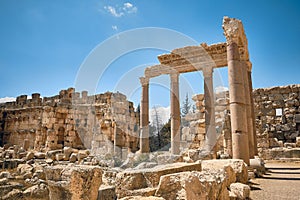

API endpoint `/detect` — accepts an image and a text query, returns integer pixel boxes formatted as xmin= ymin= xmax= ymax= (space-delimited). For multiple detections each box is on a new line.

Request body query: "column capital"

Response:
xmin=202 ymin=67 xmax=213 ymax=78
xmin=222 ymin=16 xmax=244 ymax=46
xmin=140 ymin=77 xmax=149 ymax=86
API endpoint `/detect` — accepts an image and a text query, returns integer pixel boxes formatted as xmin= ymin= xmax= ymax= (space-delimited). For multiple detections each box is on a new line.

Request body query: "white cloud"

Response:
xmin=215 ymin=86 xmax=229 ymax=94
xmin=0 ymin=97 xmax=16 ymax=103
xmin=149 ymin=106 xmax=170 ymax=125
xmin=104 ymin=2 xmax=137 ymax=18
xmin=123 ymin=2 xmax=133 ymax=8
xmin=123 ymin=2 xmax=137 ymax=13
xmin=112 ymin=25 xmax=118 ymax=31
xmin=104 ymin=6 xmax=124 ymax=17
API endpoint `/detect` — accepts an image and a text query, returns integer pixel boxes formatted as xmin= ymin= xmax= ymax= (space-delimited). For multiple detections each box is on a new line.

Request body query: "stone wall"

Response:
xmin=183 ymin=84 xmax=300 ymax=159
xmin=181 ymin=91 xmax=230 ymax=153
xmin=0 ymin=88 xmax=139 ymax=155
xmin=253 ymin=84 xmax=300 ymax=157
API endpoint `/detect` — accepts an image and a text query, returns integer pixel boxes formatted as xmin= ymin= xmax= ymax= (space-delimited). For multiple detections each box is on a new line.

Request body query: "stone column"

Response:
xmin=203 ymin=67 xmax=217 ymax=151
xmin=248 ymin=69 xmax=258 ymax=156
xmin=170 ymin=73 xmax=180 ymax=155
xmin=242 ymin=61 xmax=255 ymax=159
xmin=139 ymin=77 xmax=150 ymax=153
xmin=227 ymin=42 xmax=250 ymax=165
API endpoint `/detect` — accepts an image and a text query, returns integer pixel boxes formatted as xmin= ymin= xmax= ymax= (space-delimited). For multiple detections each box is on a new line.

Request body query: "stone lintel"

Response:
xmin=143 ymin=42 xmax=249 ymax=79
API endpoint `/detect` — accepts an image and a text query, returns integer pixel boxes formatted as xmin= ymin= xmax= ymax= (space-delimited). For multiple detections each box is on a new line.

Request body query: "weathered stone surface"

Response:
xmin=0 ymin=182 xmax=24 ymax=197
xmin=202 ymin=159 xmax=248 ymax=183
xmin=17 ymin=163 xmax=33 ymax=178
xmin=69 ymin=153 xmax=77 ymax=163
xmin=0 ymin=89 xmax=139 ymax=154
xmin=155 ymin=171 xmax=230 ymax=200
xmin=229 ymin=183 xmax=250 ymax=199
xmin=23 ymin=183 xmax=49 ymax=200
xmin=26 ymin=152 xmax=35 ymax=161
xmin=0 ymin=171 xmax=13 ymax=179
xmin=0 ymin=178 xmax=9 ymax=186
xmin=98 ymin=186 xmax=116 ymax=200
xmin=34 ymin=152 xmax=46 ymax=159
xmin=45 ymin=164 xmax=102 ymax=200
xmin=1 ymin=188 xmax=23 ymax=200
xmin=116 ymin=162 xmax=202 ymax=198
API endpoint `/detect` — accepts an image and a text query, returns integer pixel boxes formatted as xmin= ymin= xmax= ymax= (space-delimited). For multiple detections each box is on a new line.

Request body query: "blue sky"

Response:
xmin=1 ymin=0 xmax=300 ymax=108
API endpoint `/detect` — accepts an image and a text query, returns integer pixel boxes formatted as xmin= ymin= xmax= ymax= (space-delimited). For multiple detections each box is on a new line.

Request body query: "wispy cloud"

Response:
xmin=150 ymin=106 xmax=170 ymax=125
xmin=112 ymin=25 xmax=118 ymax=31
xmin=215 ymin=86 xmax=229 ymax=93
xmin=0 ymin=97 xmax=16 ymax=103
xmin=104 ymin=2 xmax=137 ymax=18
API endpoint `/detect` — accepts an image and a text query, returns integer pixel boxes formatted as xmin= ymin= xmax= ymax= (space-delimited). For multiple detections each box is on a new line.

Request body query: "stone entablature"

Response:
xmin=0 ymin=88 xmax=139 ymax=155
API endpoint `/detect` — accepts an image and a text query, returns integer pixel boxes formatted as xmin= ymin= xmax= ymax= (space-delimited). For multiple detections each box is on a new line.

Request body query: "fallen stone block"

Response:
xmin=202 ymin=159 xmax=248 ymax=183
xmin=26 ymin=152 xmax=35 ymax=161
xmin=23 ymin=183 xmax=49 ymax=200
xmin=98 ymin=186 xmax=116 ymax=200
xmin=116 ymin=162 xmax=202 ymax=198
xmin=45 ymin=164 xmax=102 ymax=200
xmin=1 ymin=188 xmax=23 ymax=200
xmin=229 ymin=183 xmax=250 ymax=199
xmin=34 ymin=152 xmax=46 ymax=159
xmin=155 ymin=170 xmax=230 ymax=200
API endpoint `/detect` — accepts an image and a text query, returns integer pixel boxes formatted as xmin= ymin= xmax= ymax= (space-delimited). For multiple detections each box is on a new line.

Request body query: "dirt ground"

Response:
xmin=250 ymin=161 xmax=300 ymax=200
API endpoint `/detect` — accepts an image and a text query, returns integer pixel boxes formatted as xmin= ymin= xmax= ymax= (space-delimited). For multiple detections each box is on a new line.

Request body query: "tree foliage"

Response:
xmin=181 ymin=93 xmax=191 ymax=117
xmin=149 ymin=105 xmax=171 ymax=152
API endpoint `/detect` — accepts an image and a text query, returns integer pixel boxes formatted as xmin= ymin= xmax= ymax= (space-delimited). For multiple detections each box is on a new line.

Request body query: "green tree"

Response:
xmin=181 ymin=93 xmax=191 ymax=117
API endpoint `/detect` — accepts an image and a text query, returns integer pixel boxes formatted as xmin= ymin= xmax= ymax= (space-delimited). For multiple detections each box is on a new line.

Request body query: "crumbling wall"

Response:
xmin=181 ymin=91 xmax=230 ymax=152
xmin=0 ymin=88 xmax=139 ymax=154
xmin=253 ymin=84 xmax=300 ymax=158
xmin=183 ymin=84 xmax=300 ymax=159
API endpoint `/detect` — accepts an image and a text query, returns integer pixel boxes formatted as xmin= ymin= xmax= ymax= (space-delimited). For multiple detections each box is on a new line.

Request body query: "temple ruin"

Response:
xmin=139 ymin=17 xmax=257 ymax=164
xmin=0 ymin=88 xmax=139 ymax=158
xmin=1 ymin=16 xmax=300 ymax=200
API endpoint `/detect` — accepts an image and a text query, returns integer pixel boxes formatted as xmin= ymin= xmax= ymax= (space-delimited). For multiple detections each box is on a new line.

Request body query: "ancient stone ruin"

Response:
xmin=139 ymin=16 xmax=257 ymax=165
xmin=1 ymin=16 xmax=297 ymax=200
xmin=0 ymin=88 xmax=139 ymax=158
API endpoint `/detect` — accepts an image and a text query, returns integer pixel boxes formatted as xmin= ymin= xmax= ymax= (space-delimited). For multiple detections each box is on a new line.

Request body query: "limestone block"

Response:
xmin=202 ymin=159 xmax=248 ymax=183
xmin=69 ymin=153 xmax=77 ymax=163
xmin=98 ymin=186 xmax=116 ymax=200
xmin=46 ymin=150 xmax=62 ymax=160
xmin=296 ymin=137 xmax=300 ymax=147
xmin=17 ymin=164 xmax=33 ymax=178
xmin=229 ymin=183 xmax=250 ymax=199
xmin=26 ymin=152 xmax=35 ymax=161
xmin=115 ymin=162 xmax=202 ymax=198
xmin=77 ymin=151 xmax=88 ymax=161
xmin=155 ymin=171 xmax=229 ymax=200
xmin=23 ymin=183 xmax=49 ymax=200
xmin=63 ymin=147 xmax=74 ymax=159
xmin=285 ymin=100 xmax=295 ymax=107
xmin=1 ymin=189 xmax=23 ymax=200
xmin=34 ymin=152 xmax=46 ymax=159
xmin=45 ymin=165 xmax=102 ymax=200
xmin=55 ymin=153 xmax=64 ymax=161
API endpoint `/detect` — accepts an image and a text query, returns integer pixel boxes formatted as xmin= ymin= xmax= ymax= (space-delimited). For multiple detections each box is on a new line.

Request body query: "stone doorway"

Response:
xmin=58 ymin=127 xmax=65 ymax=146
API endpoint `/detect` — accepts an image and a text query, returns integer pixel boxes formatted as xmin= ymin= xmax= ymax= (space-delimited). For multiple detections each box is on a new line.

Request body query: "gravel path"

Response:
xmin=250 ymin=161 xmax=300 ymax=200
